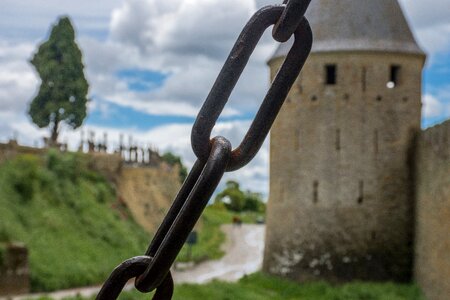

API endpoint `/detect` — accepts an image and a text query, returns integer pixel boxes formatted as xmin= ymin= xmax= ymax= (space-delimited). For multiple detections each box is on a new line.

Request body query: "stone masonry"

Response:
xmin=0 ymin=243 xmax=30 ymax=296
xmin=264 ymin=1 xmax=450 ymax=299
xmin=263 ymin=0 xmax=426 ymax=284
xmin=414 ymin=121 xmax=450 ymax=300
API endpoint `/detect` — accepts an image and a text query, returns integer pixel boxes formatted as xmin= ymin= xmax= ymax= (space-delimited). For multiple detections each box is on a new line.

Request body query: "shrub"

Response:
xmin=7 ymin=154 xmax=41 ymax=202
xmin=161 ymin=151 xmax=188 ymax=183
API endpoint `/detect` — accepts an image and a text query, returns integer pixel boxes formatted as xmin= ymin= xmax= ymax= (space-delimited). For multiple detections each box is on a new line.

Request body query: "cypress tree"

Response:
xmin=29 ymin=16 xmax=89 ymax=145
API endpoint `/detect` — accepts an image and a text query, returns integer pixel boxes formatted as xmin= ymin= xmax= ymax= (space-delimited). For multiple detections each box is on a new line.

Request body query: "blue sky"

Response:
xmin=0 ymin=0 xmax=449 ymax=195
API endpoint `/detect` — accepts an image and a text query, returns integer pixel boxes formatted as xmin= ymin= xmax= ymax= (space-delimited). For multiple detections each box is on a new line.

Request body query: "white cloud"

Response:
xmin=400 ymin=0 xmax=450 ymax=29
xmin=0 ymin=110 xmax=46 ymax=146
xmin=399 ymin=0 xmax=450 ymax=55
xmin=422 ymin=90 xmax=450 ymax=122
xmin=0 ymin=0 xmax=123 ymax=41
xmin=92 ymin=0 xmax=276 ymax=115
xmin=110 ymin=0 xmax=255 ymax=59
xmin=24 ymin=0 xmax=271 ymax=120
xmin=0 ymin=42 xmax=38 ymax=115
xmin=423 ymin=94 xmax=444 ymax=118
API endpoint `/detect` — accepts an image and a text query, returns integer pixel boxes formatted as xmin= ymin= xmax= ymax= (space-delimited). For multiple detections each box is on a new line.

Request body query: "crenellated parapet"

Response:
xmin=0 ymin=132 xmax=165 ymax=169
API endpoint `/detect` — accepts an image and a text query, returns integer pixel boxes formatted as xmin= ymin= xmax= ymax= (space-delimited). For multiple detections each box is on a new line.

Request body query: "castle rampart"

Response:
xmin=414 ymin=120 xmax=450 ymax=300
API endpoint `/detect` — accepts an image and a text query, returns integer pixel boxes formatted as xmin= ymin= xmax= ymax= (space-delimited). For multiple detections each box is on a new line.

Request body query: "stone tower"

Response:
xmin=263 ymin=0 xmax=426 ymax=282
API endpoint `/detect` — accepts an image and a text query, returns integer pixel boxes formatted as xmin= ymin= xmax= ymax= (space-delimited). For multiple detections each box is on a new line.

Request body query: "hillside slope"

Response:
xmin=117 ymin=165 xmax=180 ymax=233
xmin=0 ymin=151 xmax=149 ymax=292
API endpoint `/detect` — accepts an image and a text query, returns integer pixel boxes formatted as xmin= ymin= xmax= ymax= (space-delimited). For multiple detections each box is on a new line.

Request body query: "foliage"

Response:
xmin=34 ymin=272 xmax=423 ymax=300
xmin=29 ymin=16 xmax=89 ymax=143
xmin=160 ymin=151 xmax=188 ymax=183
xmin=214 ymin=180 xmax=266 ymax=213
xmin=0 ymin=152 xmax=148 ymax=292
xmin=172 ymin=273 xmax=424 ymax=300
xmin=6 ymin=154 xmax=41 ymax=202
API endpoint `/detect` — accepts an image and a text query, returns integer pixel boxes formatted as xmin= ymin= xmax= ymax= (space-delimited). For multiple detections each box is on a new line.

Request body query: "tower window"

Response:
xmin=313 ymin=181 xmax=319 ymax=203
xmin=387 ymin=65 xmax=401 ymax=88
xmin=357 ymin=180 xmax=364 ymax=204
xmin=325 ymin=64 xmax=337 ymax=85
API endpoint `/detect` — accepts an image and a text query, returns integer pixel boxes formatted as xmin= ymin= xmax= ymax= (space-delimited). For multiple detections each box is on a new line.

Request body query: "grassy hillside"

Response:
xmin=33 ymin=272 xmax=423 ymax=300
xmin=0 ymin=150 xmax=267 ymax=293
xmin=0 ymin=151 xmax=149 ymax=292
xmin=0 ymin=151 xmax=252 ymax=292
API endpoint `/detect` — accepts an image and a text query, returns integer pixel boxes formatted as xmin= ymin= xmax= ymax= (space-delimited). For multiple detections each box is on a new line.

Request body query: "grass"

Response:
xmin=29 ymin=272 xmax=424 ymax=300
xmin=0 ymin=151 xmax=149 ymax=292
xmin=0 ymin=151 xmax=256 ymax=292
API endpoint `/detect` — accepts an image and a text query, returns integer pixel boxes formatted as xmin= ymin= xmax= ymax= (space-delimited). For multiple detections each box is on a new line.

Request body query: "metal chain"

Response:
xmin=97 ymin=1 xmax=312 ymax=299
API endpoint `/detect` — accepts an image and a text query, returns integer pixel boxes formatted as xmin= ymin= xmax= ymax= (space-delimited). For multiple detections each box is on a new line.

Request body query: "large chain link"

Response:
xmin=97 ymin=1 xmax=312 ymax=299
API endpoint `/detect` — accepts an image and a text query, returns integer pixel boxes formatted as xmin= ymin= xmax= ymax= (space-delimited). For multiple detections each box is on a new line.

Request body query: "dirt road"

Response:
xmin=173 ymin=224 xmax=265 ymax=284
xmin=4 ymin=224 xmax=265 ymax=300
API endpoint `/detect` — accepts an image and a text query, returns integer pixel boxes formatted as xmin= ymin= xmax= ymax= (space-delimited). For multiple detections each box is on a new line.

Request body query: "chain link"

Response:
xmin=97 ymin=1 xmax=312 ymax=299
xmin=191 ymin=6 xmax=311 ymax=171
xmin=272 ymin=0 xmax=312 ymax=42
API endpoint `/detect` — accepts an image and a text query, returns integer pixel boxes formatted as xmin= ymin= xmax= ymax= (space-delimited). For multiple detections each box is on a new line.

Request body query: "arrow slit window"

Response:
xmin=325 ymin=64 xmax=337 ymax=85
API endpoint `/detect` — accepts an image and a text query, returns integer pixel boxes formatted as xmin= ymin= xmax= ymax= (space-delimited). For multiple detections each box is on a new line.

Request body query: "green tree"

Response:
xmin=29 ymin=16 xmax=89 ymax=145
xmin=161 ymin=151 xmax=188 ymax=183
xmin=215 ymin=180 xmax=246 ymax=212
xmin=243 ymin=191 xmax=266 ymax=213
xmin=215 ymin=180 xmax=265 ymax=213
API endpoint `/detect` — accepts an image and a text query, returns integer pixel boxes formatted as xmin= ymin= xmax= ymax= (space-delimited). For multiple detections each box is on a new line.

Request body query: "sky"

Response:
xmin=0 ymin=0 xmax=449 ymax=197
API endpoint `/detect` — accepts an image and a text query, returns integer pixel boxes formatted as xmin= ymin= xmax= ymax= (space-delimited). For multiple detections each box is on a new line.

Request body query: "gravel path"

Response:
xmin=3 ymin=224 xmax=265 ymax=300
xmin=173 ymin=224 xmax=265 ymax=284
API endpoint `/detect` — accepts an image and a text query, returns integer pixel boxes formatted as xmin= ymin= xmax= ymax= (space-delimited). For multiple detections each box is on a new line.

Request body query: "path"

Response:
xmin=173 ymin=224 xmax=265 ymax=284
xmin=3 ymin=224 xmax=265 ymax=300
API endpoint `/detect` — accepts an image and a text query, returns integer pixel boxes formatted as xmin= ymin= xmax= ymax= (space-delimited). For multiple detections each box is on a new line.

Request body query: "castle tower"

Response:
xmin=263 ymin=0 xmax=426 ymax=282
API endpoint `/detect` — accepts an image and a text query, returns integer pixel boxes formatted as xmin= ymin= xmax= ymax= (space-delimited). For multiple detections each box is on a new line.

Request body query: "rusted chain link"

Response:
xmin=191 ymin=7 xmax=312 ymax=171
xmin=97 ymin=257 xmax=174 ymax=300
xmin=135 ymin=136 xmax=232 ymax=292
xmin=97 ymin=0 xmax=312 ymax=299
xmin=272 ymin=0 xmax=312 ymax=42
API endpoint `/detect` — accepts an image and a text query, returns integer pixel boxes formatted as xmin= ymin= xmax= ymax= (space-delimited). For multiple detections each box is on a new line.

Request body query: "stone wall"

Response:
xmin=264 ymin=51 xmax=424 ymax=282
xmin=87 ymin=152 xmax=123 ymax=182
xmin=0 ymin=140 xmax=44 ymax=164
xmin=0 ymin=243 xmax=30 ymax=296
xmin=414 ymin=120 xmax=450 ymax=300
